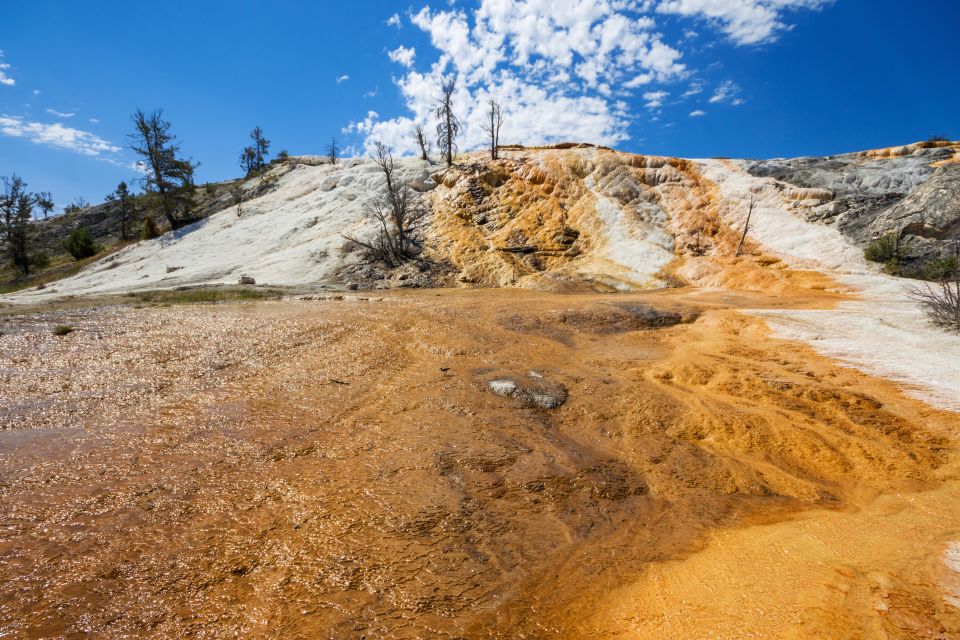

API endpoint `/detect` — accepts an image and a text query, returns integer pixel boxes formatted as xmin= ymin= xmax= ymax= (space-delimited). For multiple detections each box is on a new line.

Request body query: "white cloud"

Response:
xmin=388 ymin=45 xmax=416 ymax=68
xmin=361 ymin=0 xmax=689 ymax=153
xmin=689 ymin=109 xmax=706 ymax=116
xmin=709 ymin=79 xmax=744 ymax=105
xmin=89 ymin=117 xmax=100 ymax=124
xmin=33 ymin=89 xmax=41 ymax=96
xmin=336 ymin=74 xmax=350 ymax=83
xmin=0 ymin=115 xmax=121 ymax=156
xmin=46 ymin=108 xmax=75 ymax=118
xmin=657 ymin=0 xmax=831 ymax=46
xmin=0 ymin=50 xmax=13 ymax=86
xmin=354 ymin=0 xmax=823 ymax=153
xmin=681 ymin=81 xmax=703 ymax=97
xmin=387 ymin=13 xmax=402 ymax=27
xmin=364 ymin=88 xmax=379 ymax=98
xmin=343 ymin=110 xmax=381 ymax=136
xmin=643 ymin=90 xmax=668 ymax=108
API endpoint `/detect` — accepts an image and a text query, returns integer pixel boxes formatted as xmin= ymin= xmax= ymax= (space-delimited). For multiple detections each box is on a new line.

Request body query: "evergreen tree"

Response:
xmin=63 ymin=227 xmax=100 ymax=260
xmin=0 ymin=175 xmax=34 ymax=275
xmin=35 ymin=192 xmax=55 ymax=219
xmin=106 ymin=181 xmax=135 ymax=240
xmin=240 ymin=146 xmax=257 ymax=177
xmin=250 ymin=126 xmax=270 ymax=173
xmin=129 ymin=109 xmax=198 ymax=229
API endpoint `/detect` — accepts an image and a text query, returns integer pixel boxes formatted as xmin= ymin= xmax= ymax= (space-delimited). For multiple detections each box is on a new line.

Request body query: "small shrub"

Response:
xmin=277 ymin=149 xmax=289 ymax=162
xmin=141 ymin=215 xmax=161 ymax=239
xmin=30 ymin=252 xmax=50 ymax=269
xmin=63 ymin=228 xmax=100 ymax=260
xmin=927 ymin=135 xmax=950 ymax=143
xmin=864 ymin=233 xmax=898 ymax=263
xmin=53 ymin=325 xmax=74 ymax=336
xmin=921 ymin=256 xmax=958 ymax=281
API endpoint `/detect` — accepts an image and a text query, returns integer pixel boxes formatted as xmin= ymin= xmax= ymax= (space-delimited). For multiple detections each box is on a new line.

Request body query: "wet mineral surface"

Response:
xmin=1 ymin=289 xmax=958 ymax=638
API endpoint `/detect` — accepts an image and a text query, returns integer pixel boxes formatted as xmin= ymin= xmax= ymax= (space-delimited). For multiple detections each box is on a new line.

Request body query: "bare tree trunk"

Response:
xmin=436 ymin=77 xmax=460 ymax=168
xmin=736 ymin=196 xmax=754 ymax=257
xmin=413 ymin=124 xmax=429 ymax=161
xmin=481 ymin=99 xmax=504 ymax=160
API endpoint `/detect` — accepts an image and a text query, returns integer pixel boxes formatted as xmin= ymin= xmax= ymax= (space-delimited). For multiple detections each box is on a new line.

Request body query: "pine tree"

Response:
xmin=35 ymin=192 xmax=55 ymax=219
xmin=0 ymin=175 xmax=34 ymax=275
xmin=251 ymin=126 xmax=270 ymax=174
xmin=106 ymin=181 xmax=135 ymax=240
xmin=129 ymin=109 xmax=198 ymax=229
xmin=240 ymin=146 xmax=257 ymax=177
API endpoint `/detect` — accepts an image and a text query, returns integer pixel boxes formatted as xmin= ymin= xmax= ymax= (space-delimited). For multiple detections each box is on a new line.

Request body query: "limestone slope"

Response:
xmin=5 ymin=141 xmax=958 ymax=304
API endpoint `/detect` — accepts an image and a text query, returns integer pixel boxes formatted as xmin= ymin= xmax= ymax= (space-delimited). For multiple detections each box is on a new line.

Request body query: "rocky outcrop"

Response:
xmin=743 ymin=143 xmax=960 ymax=264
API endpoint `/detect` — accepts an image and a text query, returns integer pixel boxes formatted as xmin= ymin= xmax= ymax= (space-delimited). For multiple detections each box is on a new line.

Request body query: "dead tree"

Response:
xmin=327 ymin=136 xmax=339 ymax=164
xmin=342 ymin=141 xmax=426 ymax=265
xmin=413 ymin=123 xmax=431 ymax=161
xmin=735 ymin=196 xmax=754 ymax=256
xmin=480 ymin=99 xmax=504 ymax=160
xmin=910 ymin=236 xmax=960 ymax=332
xmin=435 ymin=77 xmax=461 ymax=167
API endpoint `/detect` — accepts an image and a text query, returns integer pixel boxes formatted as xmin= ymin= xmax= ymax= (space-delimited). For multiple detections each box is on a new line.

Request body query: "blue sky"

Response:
xmin=1 ymin=0 xmax=958 ymax=213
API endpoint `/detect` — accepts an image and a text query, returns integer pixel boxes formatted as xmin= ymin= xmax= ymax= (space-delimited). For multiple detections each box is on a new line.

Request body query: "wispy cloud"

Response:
xmin=689 ymin=109 xmax=706 ymax=117
xmin=46 ymin=108 xmax=75 ymax=118
xmin=336 ymin=74 xmax=350 ymax=84
xmin=656 ymin=0 xmax=832 ymax=46
xmin=89 ymin=117 xmax=100 ymax=124
xmin=0 ymin=54 xmax=14 ymax=87
xmin=709 ymin=79 xmax=744 ymax=105
xmin=387 ymin=13 xmax=401 ymax=28
xmin=644 ymin=90 xmax=669 ymax=109
xmin=681 ymin=81 xmax=703 ymax=97
xmin=0 ymin=115 xmax=120 ymax=156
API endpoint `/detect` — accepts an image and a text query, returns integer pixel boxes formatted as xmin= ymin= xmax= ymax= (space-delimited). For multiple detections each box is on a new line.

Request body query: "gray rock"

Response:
xmin=345 ymin=282 xmax=359 ymax=291
xmin=238 ymin=275 xmax=256 ymax=285
xmin=486 ymin=376 xmax=567 ymax=410
xmin=488 ymin=379 xmax=518 ymax=396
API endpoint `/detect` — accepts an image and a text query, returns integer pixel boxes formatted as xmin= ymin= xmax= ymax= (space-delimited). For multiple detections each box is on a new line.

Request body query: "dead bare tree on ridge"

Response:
xmin=480 ymin=99 xmax=504 ymax=160
xmin=413 ymin=123 xmax=431 ymax=161
xmin=435 ymin=77 xmax=461 ymax=167
xmin=327 ymin=136 xmax=339 ymax=164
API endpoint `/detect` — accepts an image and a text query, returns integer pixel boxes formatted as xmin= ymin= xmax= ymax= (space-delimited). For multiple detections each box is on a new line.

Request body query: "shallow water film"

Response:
xmin=2 ymin=290 xmax=959 ymax=638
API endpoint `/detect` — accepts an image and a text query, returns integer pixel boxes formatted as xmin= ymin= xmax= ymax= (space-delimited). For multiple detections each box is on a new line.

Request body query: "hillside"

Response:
xmin=6 ymin=140 xmax=958 ymax=298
